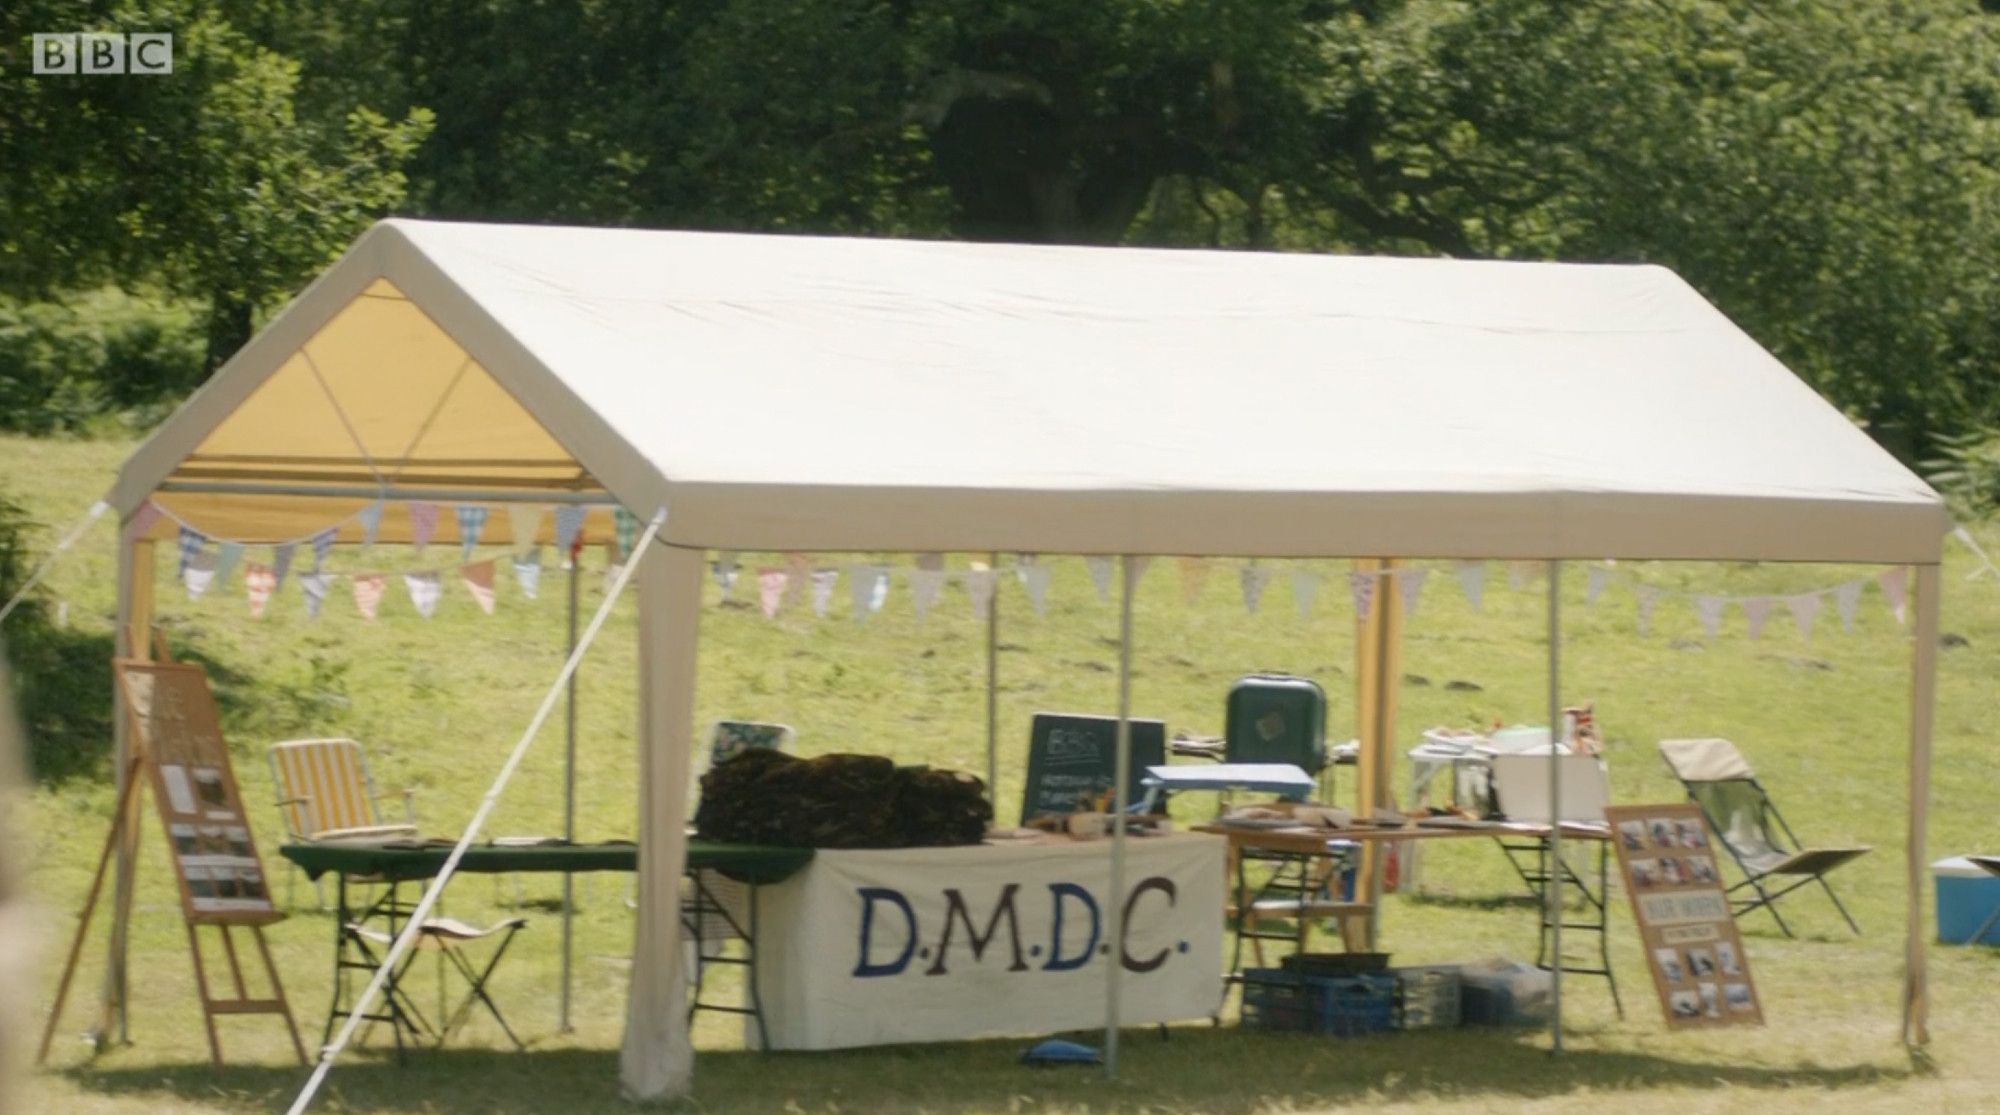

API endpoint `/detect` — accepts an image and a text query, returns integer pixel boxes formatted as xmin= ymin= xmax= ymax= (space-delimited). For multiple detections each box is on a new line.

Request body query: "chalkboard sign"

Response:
xmin=1021 ymin=713 xmax=1167 ymax=821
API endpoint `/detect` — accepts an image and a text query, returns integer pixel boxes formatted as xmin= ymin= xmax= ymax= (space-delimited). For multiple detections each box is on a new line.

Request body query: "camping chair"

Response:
xmin=1658 ymin=737 xmax=1871 ymax=937
xmin=338 ymin=915 xmax=529 ymax=1054
xmin=269 ymin=738 xmax=417 ymax=908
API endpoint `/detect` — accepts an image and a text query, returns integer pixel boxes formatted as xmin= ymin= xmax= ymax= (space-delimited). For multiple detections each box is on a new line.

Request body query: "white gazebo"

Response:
xmin=103 ymin=220 xmax=1947 ymax=1100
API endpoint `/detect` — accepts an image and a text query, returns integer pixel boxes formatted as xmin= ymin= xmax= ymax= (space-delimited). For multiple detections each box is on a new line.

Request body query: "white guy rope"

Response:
xmin=0 ymin=499 xmax=108 ymax=626
xmin=285 ymin=505 xmax=667 ymax=1115
xmin=1953 ymin=524 xmax=1999 ymax=581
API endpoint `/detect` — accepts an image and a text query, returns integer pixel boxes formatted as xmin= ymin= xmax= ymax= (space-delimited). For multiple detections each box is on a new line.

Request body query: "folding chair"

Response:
xmin=340 ymin=915 xmax=529 ymax=1051
xmin=268 ymin=739 xmax=417 ymax=908
xmin=1658 ymin=737 xmax=1871 ymax=937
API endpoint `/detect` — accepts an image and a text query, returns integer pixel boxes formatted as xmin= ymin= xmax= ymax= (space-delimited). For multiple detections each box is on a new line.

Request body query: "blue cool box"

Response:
xmin=1932 ymin=856 xmax=2000 ymax=944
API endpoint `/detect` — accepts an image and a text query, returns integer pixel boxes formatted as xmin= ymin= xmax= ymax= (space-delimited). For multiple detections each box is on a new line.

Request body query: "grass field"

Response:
xmin=5 ymin=431 xmax=1999 ymax=1115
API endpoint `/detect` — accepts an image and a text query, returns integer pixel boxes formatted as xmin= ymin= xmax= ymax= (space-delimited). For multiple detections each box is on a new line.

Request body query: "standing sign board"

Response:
xmin=117 ymin=660 xmax=280 ymax=923
xmin=1021 ymin=713 xmax=1166 ymax=821
xmin=1605 ymin=803 xmax=1764 ymax=1028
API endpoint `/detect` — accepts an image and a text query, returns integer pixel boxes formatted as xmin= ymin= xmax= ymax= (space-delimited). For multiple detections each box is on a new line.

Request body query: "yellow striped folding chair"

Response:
xmin=268 ymin=738 xmax=417 ymax=907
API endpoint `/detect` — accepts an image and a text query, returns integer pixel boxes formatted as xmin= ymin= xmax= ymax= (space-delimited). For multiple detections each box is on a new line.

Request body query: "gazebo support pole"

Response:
xmin=986 ymin=552 xmax=999 ymax=812
xmin=1903 ymin=563 xmax=1940 ymax=1046
xmin=559 ymin=552 xmax=580 ymax=1032
xmin=1105 ymin=555 xmax=1137 ymax=1078
xmin=97 ymin=532 xmax=154 ymax=1045
xmin=1545 ymin=560 xmax=1563 ymax=1055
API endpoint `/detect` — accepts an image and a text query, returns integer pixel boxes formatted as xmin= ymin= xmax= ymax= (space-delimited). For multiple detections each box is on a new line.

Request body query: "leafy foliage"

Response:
xmin=0 ymin=290 xmax=204 ymax=435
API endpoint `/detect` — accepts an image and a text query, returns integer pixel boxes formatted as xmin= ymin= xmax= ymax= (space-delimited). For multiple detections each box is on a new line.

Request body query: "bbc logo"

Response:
xmin=32 ymin=33 xmax=174 ymax=75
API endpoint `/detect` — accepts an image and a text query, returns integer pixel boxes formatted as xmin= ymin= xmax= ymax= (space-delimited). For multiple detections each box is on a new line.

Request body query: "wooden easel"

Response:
xmin=38 ymin=648 xmax=306 ymax=1068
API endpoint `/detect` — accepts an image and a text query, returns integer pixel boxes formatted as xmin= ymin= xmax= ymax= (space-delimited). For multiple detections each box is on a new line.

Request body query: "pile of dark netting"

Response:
xmin=693 ymin=748 xmax=992 ymax=848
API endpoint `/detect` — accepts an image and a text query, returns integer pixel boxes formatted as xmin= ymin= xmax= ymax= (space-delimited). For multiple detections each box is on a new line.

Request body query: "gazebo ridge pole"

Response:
xmin=1104 ymin=554 xmax=1137 ymax=1078
xmin=1546 ymin=560 xmax=1563 ymax=1054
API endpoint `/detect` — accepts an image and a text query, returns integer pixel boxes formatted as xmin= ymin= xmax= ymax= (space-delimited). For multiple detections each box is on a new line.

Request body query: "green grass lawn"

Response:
xmin=6 ymin=431 xmax=1999 ymax=1114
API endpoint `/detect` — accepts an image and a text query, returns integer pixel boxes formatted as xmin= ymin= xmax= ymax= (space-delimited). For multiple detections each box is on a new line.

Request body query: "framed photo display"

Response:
xmin=1605 ymin=802 xmax=1763 ymax=1029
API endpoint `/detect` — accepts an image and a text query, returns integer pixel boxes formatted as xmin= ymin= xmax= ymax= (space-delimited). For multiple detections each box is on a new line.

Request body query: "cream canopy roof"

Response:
xmin=115 ymin=219 xmax=1946 ymax=561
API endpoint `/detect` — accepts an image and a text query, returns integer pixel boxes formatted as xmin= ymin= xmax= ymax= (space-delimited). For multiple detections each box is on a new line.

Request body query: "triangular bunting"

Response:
xmin=298 ymin=571 xmax=329 ymax=620
xmin=404 ymin=570 xmax=442 ymax=619
xmin=967 ymin=565 xmax=997 ymax=618
xmin=409 ymin=501 xmax=439 ymax=554
xmin=1741 ymin=597 xmax=1772 ymax=639
xmin=1398 ymin=567 xmax=1429 ymax=619
xmin=1785 ymin=593 xmax=1821 ymax=639
xmin=848 ymin=563 xmax=888 ymax=619
xmin=1585 ymin=565 xmax=1612 ymax=605
xmin=1878 ymin=567 xmax=1909 ymax=625
xmin=1834 ymin=580 xmax=1863 ymax=631
xmin=1086 ymin=556 xmax=1114 ymax=601
xmin=1693 ymin=595 xmax=1725 ymax=636
xmin=244 ymin=563 xmax=276 ymax=619
xmin=1348 ymin=570 xmax=1376 ymax=623
xmin=508 ymin=505 xmax=544 ymax=555
xmin=553 ymin=505 xmax=586 ymax=558
xmin=124 ymin=500 xmax=163 ymax=541
xmin=1291 ymin=569 xmax=1319 ymax=619
xmin=613 ymin=508 xmax=638 ymax=560
xmin=757 ymin=567 xmax=788 ymax=618
xmin=1177 ymin=557 xmax=1210 ymax=605
xmin=176 ymin=525 xmax=205 ymax=578
xmin=212 ymin=541 xmax=243 ymax=586
xmin=786 ymin=551 xmax=817 ymax=582
xmin=1127 ymin=555 xmax=1153 ymax=587
xmin=351 ymin=572 xmax=386 ymax=621
xmin=461 ymin=560 xmax=497 ymax=615
xmin=456 ymin=504 xmax=489 ymax=561
xmin=183 ymin=550 xmax=216 ymax=600
xmin=357 ymin=501 xmax=384 ymax=549
xmin=1455 ymin=561 xmax=1486 ymax=612
xmin=910 ymin=567 xmax=945 ymax=620
xmin=311 ymin=527 xmax=337 ymax=571
xmin=271 ymin=544 xmax=297 ymax=593
xmin=810 ymin=567 xmax=839 ymax=617
xmin=513 ymin=553 xmax=542 ymax=599
xmin=1635 ymin=585 xmax=1663 ymax=635
xmin=713 ymin=553 xmax=739 ymax=598
xmin=1240 ymin=564 xmax=1272 ymax=614
xmin=1020 ymin=560 xmax=1052 ymax=616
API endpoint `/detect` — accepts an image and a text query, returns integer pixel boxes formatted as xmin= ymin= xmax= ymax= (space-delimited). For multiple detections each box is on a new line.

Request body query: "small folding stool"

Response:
xmin=340 ymin=915 xmax=529 ymax=1053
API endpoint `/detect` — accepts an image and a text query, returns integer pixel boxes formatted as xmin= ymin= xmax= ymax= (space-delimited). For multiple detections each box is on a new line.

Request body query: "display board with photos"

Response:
xmin=1605 ymin=803 xmax=1762 ymax=1028
xmin=114 ymin=659 xmax=281 ymax=925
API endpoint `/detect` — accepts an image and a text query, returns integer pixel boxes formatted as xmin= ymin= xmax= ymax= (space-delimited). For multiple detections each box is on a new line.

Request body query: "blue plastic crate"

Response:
xmin=1241 ymin=968 xmax=1394 ymax=1035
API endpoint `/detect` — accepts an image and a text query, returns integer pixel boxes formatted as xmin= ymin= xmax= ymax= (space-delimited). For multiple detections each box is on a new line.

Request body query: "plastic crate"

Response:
xmin=1390 ymin=965 xmax=1462 ymax=1030
xmin=1241 ymin=968 xmax=1394 ymax=1035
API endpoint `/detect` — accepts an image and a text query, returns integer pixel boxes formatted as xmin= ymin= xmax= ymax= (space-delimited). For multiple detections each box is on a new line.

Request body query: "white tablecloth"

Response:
xmin=752 ymin=832 xmax=1225 ymax=1050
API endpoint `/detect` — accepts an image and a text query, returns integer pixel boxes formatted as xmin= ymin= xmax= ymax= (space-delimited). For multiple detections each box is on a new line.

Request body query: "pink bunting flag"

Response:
xmin=351 ymin=572 xmax=386 ymax=621
xmin=408 ymin=501 xmax=439 ymax=553
xmin=1398 ymin=567 xmax=1429 ymax=619
xmin=1786 ymin=592 xmax=1821 ymax=639
xmin=1878 ymin=566 xmax=1909 ymax=625
xmin=1348 ymin=570 xmax=1375 ymax=623
xmin=244 ymin=563 xmax=276 ymax=618
xmin=1741 ymin=596 xmax=1772 ymax=639
xmin=404 ymin=571 xmax=442 ymax=619
xmin=809 ymin=568 xmax=840 ymax=617
xmin=757 ymin=567 xmax=789 ymax=618
xmin=1177 ymin=557 xmax=1210 ymax=604
xmin=125 ymin=500 xmax=163 ymax=540
xmin=460 ymin=560 xmax=497 ymax=615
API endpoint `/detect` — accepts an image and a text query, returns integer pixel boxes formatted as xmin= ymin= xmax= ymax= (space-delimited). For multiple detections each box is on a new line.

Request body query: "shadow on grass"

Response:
xmin=1404 ymin=890 xmax=1544 ymax=912
xmin=58 ymin=1026 xmax=1914 ymax=1114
